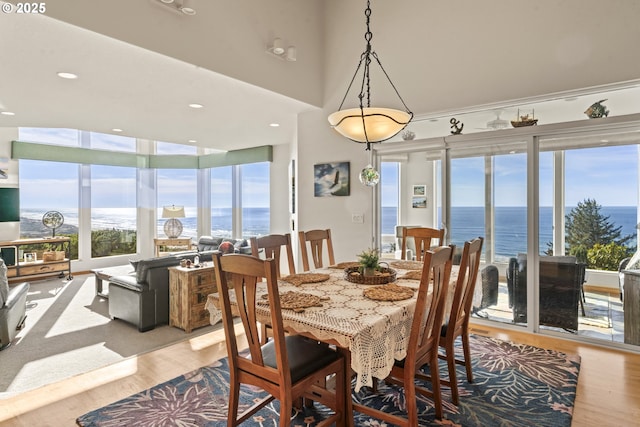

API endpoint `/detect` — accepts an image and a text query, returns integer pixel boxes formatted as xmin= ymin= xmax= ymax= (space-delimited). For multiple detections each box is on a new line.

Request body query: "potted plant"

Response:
xmin=358 ymin=248 xmax=380 ymax=277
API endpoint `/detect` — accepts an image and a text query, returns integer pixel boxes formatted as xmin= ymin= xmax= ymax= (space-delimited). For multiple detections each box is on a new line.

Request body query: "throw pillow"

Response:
xmin=218 ymin=241 xmax=234 ymax=254
xmin=0 ymin=259 xmax=8 ymax=307
xmin=233 ymin=239 xmax=247 ymax=252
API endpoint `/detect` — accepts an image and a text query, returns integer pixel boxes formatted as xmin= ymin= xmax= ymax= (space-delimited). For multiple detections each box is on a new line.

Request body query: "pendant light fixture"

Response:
xmin=328 ymin=0 xmax=413 ymax=151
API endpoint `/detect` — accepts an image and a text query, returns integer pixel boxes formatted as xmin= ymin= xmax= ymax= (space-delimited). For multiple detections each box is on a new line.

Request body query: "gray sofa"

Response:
xmin=195 ymin=236 xmax=251 ymax=254
xmin=108 ymin=236 xmax=250 ymax=332
xmin=1 ymin=259 xmax=30 ymax=350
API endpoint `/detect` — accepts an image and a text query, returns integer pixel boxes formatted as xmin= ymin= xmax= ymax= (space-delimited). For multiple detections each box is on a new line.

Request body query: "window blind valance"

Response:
xmin=11 ymin=141 xmax=272 ymax=168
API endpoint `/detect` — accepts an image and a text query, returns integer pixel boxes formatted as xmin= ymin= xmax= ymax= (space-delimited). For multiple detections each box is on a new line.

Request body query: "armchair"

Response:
xmin=1 ymin=259 xmax=30 ymax=350
xmin=507 ymin=254 xmax=585 ymax=331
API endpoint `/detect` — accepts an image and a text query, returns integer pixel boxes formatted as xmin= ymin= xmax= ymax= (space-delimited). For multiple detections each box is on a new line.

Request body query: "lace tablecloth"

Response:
xmin=205 ymin=265 xmax=459 ymax=392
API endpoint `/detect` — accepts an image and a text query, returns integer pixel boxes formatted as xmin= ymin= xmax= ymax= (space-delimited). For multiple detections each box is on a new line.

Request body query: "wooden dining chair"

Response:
xmin=250 ymin=233 xmax=296 ymax=278
xmin=356 ymin=245 xmax=454 ymax=424
xmin=212 ymin=252 xmax=346 ymax=427
xmin=400 ymin=227 xmax=445 ymax=261
xmin=250 ymin=233 xmax=296 ymax=344
xmin=438 ymin=237 xmax=483 ymax=405
xmin=298 ymin=229 xmax=336 ymax=271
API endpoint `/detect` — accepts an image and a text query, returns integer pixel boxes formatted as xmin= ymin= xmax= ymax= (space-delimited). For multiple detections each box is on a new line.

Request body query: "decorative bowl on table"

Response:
xmin=344 ymin=266 xmax=397 ymax=285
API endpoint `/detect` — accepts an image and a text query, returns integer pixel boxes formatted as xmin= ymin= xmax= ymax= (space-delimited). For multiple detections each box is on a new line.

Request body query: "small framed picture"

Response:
xmin=24 ymin=252 xmax=37 ymax=262
xmin=413 ymin=185 xmax=426 ymax=196
xmin=412 ymin=197 xmax=427 ymax=209
xmin=313 ymin=161 xmax=350 ymax=197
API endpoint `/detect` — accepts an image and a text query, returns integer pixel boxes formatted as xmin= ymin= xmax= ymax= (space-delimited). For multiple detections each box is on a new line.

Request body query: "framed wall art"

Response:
xmin=314 ymin=162 xmax=350 ymax=197
xmin=412 ymin=185 xmax=427 ymax=208
xmin=289 ymin=159 xmax=296 ymax=213
xmin=413 ymin=185 xmax=426 ymax=196
xmin=412 ymin=197 xmax=427 ymax=208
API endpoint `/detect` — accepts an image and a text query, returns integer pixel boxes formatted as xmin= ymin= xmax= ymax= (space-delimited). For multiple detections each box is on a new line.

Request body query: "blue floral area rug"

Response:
xmin=76 ymin=335 xmax=580 ymax=426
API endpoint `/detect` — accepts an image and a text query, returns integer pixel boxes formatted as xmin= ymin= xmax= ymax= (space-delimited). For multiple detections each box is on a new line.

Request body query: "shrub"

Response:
xmin=586 ymin=242 xmax=631 ymax=271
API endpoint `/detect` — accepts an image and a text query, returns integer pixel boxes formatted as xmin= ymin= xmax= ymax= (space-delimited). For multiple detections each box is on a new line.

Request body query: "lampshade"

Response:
xmin=162 ymin=205 xmax=185 ymax=219
xmin=328 ymin=107 xmax=412 ymax=144
xmin=328 ymin=0 xmax=412 ymax=151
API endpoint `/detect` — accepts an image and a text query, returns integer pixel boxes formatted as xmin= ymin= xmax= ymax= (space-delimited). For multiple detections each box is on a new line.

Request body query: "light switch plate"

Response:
xmin=352 ymin=213 xmax=364 ymax=223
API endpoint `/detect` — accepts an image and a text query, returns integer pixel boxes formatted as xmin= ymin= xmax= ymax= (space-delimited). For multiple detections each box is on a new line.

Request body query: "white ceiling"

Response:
xmin=1 ymin=2 xmax=639 ymax=151
xmin=0 ymin=7 xmax=316 ymax=151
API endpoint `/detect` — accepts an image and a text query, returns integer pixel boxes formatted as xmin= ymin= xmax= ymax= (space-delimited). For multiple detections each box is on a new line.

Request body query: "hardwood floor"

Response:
xmin=0 ymin=322 xmax=638 ymax=426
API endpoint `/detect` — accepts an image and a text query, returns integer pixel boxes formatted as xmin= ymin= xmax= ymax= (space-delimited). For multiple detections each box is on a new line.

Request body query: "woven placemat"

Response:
xmin=389 ymin=260 xmax=423 ymax=270
xmin=363 ymin=284 xmax=415 ymax=301
xmin=399 ymin=270 xmax=422 ymax=280
xmin=329 ymin=261 xmax=361 ymax=269
xmin=281 ymin=273 xmax=330 ymax=287
xmin=259 ymin=291 xmax=329 ymax=312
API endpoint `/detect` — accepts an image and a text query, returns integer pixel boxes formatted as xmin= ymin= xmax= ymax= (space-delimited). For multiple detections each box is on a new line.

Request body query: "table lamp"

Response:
xmin=162 ymin=205 xmax=185 ymax=238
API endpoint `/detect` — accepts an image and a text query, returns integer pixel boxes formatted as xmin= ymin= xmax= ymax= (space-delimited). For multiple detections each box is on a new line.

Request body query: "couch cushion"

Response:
xmin=0 ymin=259 xmax=8 ymax=307
xmin=198 ymin=236 xmax=222 ymax=251
xmin=232 ymin=239 xmax=248 ymax=252
xmin=136 ymin=256 xmax=181 ymax=283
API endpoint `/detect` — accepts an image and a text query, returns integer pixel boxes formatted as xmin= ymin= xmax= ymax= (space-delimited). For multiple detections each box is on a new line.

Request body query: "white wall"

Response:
xmin=0 ymin=129 xmax=20 ymax=241
xmin=324 ymin=0 xmax=640 ymax=115
xmin=41 ymin=0 xmax=326 ymax=107
xmin=296 ymin=110 xmax=376 ymax=264
xmin=400 ymin=152 xmax=436 ymax=228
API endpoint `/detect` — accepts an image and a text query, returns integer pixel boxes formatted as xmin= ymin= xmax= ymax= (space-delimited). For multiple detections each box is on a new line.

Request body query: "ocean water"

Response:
xmin=381 ymin=206 xmax=638 ymax=258
xmin=20 ymin=206 xmax=637 ymax=257
xmin=20 ymin=207 xmax=270 ymax=239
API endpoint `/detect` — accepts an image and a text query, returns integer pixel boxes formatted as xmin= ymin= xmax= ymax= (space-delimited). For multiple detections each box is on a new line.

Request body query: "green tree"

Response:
xmin=565 ymin=198 xmax=634 ymax=267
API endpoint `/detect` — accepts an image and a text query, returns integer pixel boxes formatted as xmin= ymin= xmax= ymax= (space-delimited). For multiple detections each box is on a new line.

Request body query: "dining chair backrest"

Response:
xmin=298 ymin=229 xmax=336 ymax=271
xmin=212 ymin=252 xmax=346 ymax=426
xmin=439 ymin=236 xmax=483 ymax=405
xmin=214 ymin=253 xmax=283 ymax=374
xmin=447 ymin=237 xmax=484 ymax=336
xmin=400 ymin=227 xmax=445 ymax=261
xmin=408 ymin=244 xmax=454 ymax=370
xmin=250 ymin=233 xmax=295 ymax=278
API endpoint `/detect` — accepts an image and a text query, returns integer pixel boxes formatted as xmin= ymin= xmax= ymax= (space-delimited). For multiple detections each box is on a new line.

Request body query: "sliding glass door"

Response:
xmin=375 ymin=120 xmax=640 ymax=349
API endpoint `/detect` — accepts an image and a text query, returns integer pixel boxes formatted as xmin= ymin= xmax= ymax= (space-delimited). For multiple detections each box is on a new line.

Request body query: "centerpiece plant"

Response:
xmin=358 ymin=248 xmax=380 ymax=277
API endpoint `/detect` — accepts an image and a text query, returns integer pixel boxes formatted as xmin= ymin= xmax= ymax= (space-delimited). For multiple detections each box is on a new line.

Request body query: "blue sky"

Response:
xmin=17 ymin=128 xmax=270 ymax=209
xmin=382 ymin=145 xmax=638 ymax=207
xmin=16 ymin=128 xmax=639 ymax=210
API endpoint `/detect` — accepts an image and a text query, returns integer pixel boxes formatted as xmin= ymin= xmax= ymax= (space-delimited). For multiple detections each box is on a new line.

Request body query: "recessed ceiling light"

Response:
xmin=269 ymin=123 xmax=280 ymax=127
xmin=188 ymin=103 xmax=203 ymax=109
xmin=112 ymin=128 xmax=123 ymax=132
xmin=57 ymin=72 xmax=78 ymax=79
xmin=1 ymin=111 xmax=15 ymax=116
xmin=188 ymin=139 xmax=197 ymax=143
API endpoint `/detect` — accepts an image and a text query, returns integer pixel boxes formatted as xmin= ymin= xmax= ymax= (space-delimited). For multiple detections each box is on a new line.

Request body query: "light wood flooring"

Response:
xmin=0 ymin=322 xmax=639 ymax=426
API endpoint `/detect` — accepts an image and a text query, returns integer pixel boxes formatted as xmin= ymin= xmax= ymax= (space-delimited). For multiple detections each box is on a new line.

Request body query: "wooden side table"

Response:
xmin=154 ymin=237 xmax=192 ymax=257
xmin=169 ymin=265 xmax=217 ymax=333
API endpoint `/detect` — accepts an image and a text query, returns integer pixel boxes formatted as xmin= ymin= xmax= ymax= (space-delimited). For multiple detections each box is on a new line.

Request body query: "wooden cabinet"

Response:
xmin=623 ymin=270 xmax=640 ymax=345
xmin=169 ymin=265 xmax=217 ymax=333
xmin=0 ymin=237 xmax=72 ymax=281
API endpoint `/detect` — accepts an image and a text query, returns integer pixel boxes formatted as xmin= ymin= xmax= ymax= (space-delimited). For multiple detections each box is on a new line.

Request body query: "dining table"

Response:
xmin=205 ymin=259 xmax=460 ymax=425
